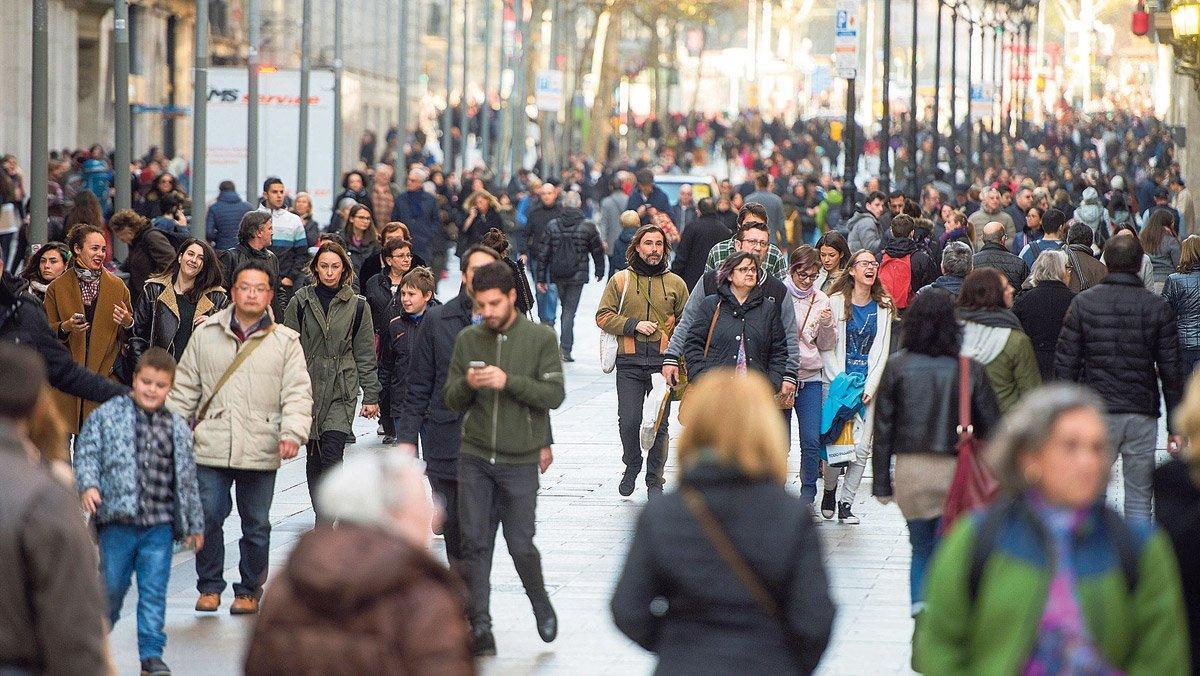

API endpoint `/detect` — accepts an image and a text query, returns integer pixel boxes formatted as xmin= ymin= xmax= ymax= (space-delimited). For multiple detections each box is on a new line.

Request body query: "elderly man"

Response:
xmin=369 ymin=163 xmax=400 ymax=230
xmin=1006 ymin=186 xmax=1034 ymax=239
xmin=917 ymin=241 xmax=974 ymax=300
xmin=390 ymin=168 xmax=440 ymax=263
xmin=670 ymin=184 xmax=699 ymax=235
xmin=972 ymin=221 xmax=1029 ymax=290
xmin=968 ymin=186 xmax=1016 ymax=241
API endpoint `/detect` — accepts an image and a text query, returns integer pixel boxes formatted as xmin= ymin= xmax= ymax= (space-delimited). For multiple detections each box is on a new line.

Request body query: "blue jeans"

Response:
xmin=98 ymin=523 xmax=174 ymax=660
xmin=907 ymin=517 xmax=940 ymax=614
xmin=195 ymin=466 xmax=277 ymax=598
xmin=783 ymin=381 xmax=824 ymax=503
xmin=536 ymin=282 xmax=559 ymax=326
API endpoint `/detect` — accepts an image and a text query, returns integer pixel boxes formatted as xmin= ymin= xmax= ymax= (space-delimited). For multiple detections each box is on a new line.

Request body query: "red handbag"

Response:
xmin=939 ymin=355 xmax=999 ymax=536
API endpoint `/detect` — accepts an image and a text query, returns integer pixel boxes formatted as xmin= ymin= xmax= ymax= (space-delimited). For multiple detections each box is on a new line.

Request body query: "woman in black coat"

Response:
xmin=1011 ymin=249 xmax=1075 ymax=380
xmin=455 ymin=190 xmax=504 ymax=257
xmin=671 ymin=198 xmax=734 ymax=289
xmin=683 ymin=252 xmax=790 ymax=390
xmin=611 ymin=370 xmax=835 ymax=674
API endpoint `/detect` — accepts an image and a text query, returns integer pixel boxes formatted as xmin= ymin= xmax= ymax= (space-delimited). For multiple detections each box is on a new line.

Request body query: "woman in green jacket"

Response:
xmin=957 ymin=267 xmax=1042 ymax=413
xmin=283 ymin=241 xmax=381 ymax=519
xmin=916 ymin=384 xmax=1189 ymax=674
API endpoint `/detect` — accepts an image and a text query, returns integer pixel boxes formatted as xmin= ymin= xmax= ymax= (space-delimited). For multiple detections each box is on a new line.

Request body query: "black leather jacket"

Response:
xmin=128 ymin=278 xmax=229 ymax=364
xmin=871 ymin=351 xmax=1001 ymax=498
xmin=1164 ymin=270 xmax=1200 ymax=351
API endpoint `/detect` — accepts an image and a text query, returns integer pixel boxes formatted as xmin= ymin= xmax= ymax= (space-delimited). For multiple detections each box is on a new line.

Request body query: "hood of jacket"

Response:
xmin=1075 ymin=202 xmax=1104 ymax=227
xmin=959 ymin=307 xmax=1022 ymax=364
xmin=555 ymin=207 xmax=586 ymax=230
xmin=217 ymin=190 xmax=243 ymax=203
xmin=931 ymin=274 xmax=965 ymax=293
xmin=957 ymin=306 xmax=1023 ymax=330
xmin=824 ymin=189 xmax=843 ymax=207
xmin=883 ymin=237 xmax=918 ymax=258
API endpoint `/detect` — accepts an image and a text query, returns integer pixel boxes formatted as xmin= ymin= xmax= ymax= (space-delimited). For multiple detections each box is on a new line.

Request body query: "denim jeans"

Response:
xmin=906 ymin=517 xmax=940 ymax=615
xmin=555 ymin=282 xmax=585 ymax=356
xmin=1104 ymin=413 xmax=1159 ymax=523
xmin=790 ymin=380 xmax=824 ymax=504
xmin=536 ymin=281 xmax=559 ymax=326
xmin=615 ymin=364 xmax=670 ymax=487
xmin=98 ymin=523 xmax=174 ymax=660
xmin=195 ymin=466 xmax=277 ymax=598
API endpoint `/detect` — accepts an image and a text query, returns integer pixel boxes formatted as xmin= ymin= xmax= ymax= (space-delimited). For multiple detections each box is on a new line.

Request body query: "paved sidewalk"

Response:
xmin=107 ymin=272 xmax=921 ymax=675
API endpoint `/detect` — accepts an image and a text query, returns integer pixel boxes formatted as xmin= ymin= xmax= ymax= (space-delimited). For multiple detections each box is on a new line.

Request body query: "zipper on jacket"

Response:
xmin=492 ymin=332 xmax=504 ymax=463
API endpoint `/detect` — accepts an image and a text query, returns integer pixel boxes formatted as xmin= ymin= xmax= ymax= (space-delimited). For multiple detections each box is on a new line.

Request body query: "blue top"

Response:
xmin=846 ymin=300 xmax=877 ymax=378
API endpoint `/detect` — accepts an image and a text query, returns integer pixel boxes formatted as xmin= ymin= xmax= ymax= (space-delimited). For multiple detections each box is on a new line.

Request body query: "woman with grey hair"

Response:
xmin=1013 ymin=250 xmax=1076 ymax=379
xmin=244 ymin=452 xmax=474 ymax=674
xmin=914 ymin=384 xmax=1189 ymax=674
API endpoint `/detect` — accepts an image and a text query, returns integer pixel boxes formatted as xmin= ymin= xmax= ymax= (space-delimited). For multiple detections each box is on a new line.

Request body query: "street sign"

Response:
xmin=534 ymin=69 xmax=564 ymax=112
xmin=834 ymin=0 xmax=859 ymax=79
xmin=969 ymin=83 xmax=994 ymax=120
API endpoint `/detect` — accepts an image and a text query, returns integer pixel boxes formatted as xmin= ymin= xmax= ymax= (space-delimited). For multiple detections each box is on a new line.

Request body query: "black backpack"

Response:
xmin=547 ymin=219 xmax=585 ymax=280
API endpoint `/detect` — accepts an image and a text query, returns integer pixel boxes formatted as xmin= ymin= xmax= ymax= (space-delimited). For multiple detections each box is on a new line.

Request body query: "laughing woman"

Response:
xmin=128 ymin=238 xmax=228 ymax=367
xmin=44 ymin=223 xmax=133 ymax=433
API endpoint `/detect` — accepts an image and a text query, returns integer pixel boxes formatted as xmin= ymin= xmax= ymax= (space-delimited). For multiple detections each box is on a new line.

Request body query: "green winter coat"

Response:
xmin=960 ymin=311 xmax=1042 ymax=414
xmin=283 ymin=284 xmax=381 ymax=440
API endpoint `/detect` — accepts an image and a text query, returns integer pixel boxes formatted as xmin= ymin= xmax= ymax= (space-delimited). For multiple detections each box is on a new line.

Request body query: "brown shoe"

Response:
xmin=195 ymin=593 xmax=220 ymax=612
xmin=230 ymin=594 xmax=259 ymax=615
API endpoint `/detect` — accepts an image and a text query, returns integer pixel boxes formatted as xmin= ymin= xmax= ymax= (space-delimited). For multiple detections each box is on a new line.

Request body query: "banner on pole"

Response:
xmin=834 ymin=0 xmax=860 ymax=79
xmin=534 ymin=69 xmax=564 ymax=112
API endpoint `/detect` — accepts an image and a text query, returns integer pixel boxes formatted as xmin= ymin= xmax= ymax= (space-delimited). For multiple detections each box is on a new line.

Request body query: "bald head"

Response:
xmin=981 ymin=221 xmax=1007 ymax=245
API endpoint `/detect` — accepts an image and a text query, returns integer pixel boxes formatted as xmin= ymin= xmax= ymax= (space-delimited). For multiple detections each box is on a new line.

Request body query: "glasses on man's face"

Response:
xmin=235 ymin=284 xmax=271 ymax=295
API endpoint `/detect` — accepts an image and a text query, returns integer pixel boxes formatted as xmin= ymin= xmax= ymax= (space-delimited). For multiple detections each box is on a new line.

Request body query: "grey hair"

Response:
xmin=561 ymin=190 xmax=582 ymax=209
xmin=1030 ymin=250 xmax=1068 ymax=286
xmin=981 ymin=186 xmax=1000 ymax=200
xmin=987 ymin=383 xmax=1107 ymax=494
xmin=337 ymin=197 xmax=359 ymax=212
xmin=316 ymin=451 xmax=428 ymax=529
xmin=942 ymin=241 xmax=974 ymax=277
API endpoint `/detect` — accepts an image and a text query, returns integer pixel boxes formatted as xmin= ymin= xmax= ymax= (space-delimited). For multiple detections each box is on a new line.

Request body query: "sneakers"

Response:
xmin=471 ymin=627 xmax=497 ymax=657
xmin=195 ymin=592 xmax=220 ymax=612
xmin=820 ymin=491 xmax=837 ymax=520
xmin=140 ymin=657 xmax=171 ymax=676
xmin=561 ymin=352 xmax=575 ymax=363
xmin=838 ymin=501 xmax=861 ymax=525
xmin=618 ymin=469 xmax=637 ymax=497
xmin=230 ymin=594 xmax=260 ymax=615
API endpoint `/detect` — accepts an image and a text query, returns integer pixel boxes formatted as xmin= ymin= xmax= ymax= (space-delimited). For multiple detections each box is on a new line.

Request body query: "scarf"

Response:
xmin=76 ymin=266 xmax=101 ymax=307
xmin=783 ymin=273 xmax=815 ymax=300
xmin=956 ymin=306 xmax=1023 ymax=331
xmin=29 ymin=280 xmax=48 ymax=297
xmin=627 ymin=252 xmax=667 ymax=277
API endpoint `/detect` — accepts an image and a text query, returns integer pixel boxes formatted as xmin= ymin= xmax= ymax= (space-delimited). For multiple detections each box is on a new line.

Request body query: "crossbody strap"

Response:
xmin=195 ymin=325 xmax=275 ymax=423
xmin=957 ymin=354 xmax=973 ymax=439
xmin=703 ymin=299 xmax=722 ymax=358
xmin=616 ymin=270 xmax=630 ymax=313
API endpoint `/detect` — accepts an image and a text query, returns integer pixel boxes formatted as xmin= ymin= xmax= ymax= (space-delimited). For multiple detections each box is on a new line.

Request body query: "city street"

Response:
xmin=108 ymin=268 xmax=920 ymax=675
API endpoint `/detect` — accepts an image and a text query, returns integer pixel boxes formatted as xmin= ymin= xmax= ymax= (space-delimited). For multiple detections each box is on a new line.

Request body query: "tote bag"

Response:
xmin=599 ymin=271 xmax=630 ymax=373
xmin=939 ymin=356 xmax=999 ymax=536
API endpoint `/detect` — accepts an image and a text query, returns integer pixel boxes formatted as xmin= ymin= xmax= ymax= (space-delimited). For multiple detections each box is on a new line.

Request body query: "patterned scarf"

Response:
xmin=76 ymin=266 xmax=101 ymax=307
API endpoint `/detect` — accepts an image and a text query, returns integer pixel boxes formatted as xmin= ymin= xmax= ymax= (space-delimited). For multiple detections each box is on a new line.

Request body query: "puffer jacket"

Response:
xmin=871 ymin=352 xmax=1001 ymax=498
xmin=128 ymin=275 xmax=228 ymax=363
xmin=683 ymin=282 xmax=791 ymax=390
xmin=534 ymin=208 xmax=605 ymax=285
xmin=1056 ymin=272 xmax=1184 ymax=425
xmin=166 ymin=306 xmax=313 ymax=470
xmin=244 ymin=524 xmax=474 ymax=675
xmin=73 ymin=395 xmax=204 ymax=539
xmin=1164 ymin=270 xmax=1200 ymax=351
xmin=283 ymin=284 xmax=381 ymax=440
xmin=972 ymin=241 xmax=1029 ymax=291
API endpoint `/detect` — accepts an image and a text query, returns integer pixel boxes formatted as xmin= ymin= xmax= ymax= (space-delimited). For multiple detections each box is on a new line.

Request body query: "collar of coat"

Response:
xmin=1100 ymin=272 xmax=1146 ymax=287
xmin=147 ymin=274 xmax=222 ymax=319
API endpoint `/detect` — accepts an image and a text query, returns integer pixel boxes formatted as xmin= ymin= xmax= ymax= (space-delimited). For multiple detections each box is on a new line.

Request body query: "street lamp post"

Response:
xmin=298 ymin=0 xmax=312 ymax=192
xmin=512 ymin=0 xmax=526 ymax=174
xmin=114 ymin=0 xmax=131 ymax=215
xmin=191 ymin=0 xmax=209 ymax=237
xmin=949 ymin=3 xmax=959 ymax=185
xmin=931 ymin=0 xmax=944 ymax=180
xmin=880 ymin=0 xmax=893 ymax=191
xmin=965 ymin=13 xmax=975 ymax=181
xmin=908 ymin=0 xmax=919 ymax=196
xmin=443 ymin=0 xmax=454 ymax=169
xmin=398 ymin=0 xmax=410 ymax=140
xmin=247 ymin=0 xmax=260 ymax=202
xmin=481 ymin=0 xmax=495 ymax=167
xmin=460 ymin=0 xmax=471 ymax=172
xmin=30 ymin=0 xmax=49 ymax=245
xmin=333 ymin=0 xmax=343 ymax=191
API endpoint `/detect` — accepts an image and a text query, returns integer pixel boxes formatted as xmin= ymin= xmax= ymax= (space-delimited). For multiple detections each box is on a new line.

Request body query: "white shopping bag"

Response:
xmin=822 ymin=416 xmax=862 ymax=466
xmin=640 ymin=373 xmax=672 ymax=452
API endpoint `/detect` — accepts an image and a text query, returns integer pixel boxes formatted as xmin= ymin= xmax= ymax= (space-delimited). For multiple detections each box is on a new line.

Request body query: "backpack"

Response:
xmin=547 ymin=219 xmax=585 ymax=280
xmin=878 ymin=253 xmax=914 ymax=309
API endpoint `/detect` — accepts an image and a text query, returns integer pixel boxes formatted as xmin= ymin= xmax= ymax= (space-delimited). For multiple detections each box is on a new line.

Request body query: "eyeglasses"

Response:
xmin=853 ymin=260 xmax=879 ymax=269
xmin=792 ymin=269 xmax=820 ymax=280
xmin=740 ymin=237 xmax=769 ymax=248
xmin=390 ymin=253 xmax=413 ymax=260
xmin=235 ymin=284 xmax=271 ymax=295
xmin=733 ymin=265 xmax=758 ymax=275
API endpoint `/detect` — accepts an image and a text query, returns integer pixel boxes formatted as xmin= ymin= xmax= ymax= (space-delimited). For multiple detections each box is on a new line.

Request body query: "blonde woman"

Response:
xmin=820 ymin=248 xmax=895 ymax=524
xmin=611 ymin=369 xmax=835 ymax=674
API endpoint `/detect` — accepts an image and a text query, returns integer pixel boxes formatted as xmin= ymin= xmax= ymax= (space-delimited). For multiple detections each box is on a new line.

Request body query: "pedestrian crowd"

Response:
xmin=3 ymin=104 xmax=1200 ymax=675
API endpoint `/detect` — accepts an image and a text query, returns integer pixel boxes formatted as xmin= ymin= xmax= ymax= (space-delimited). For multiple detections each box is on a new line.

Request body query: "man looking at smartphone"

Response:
xmin=444 ymin=260 xmax=566 ymax=658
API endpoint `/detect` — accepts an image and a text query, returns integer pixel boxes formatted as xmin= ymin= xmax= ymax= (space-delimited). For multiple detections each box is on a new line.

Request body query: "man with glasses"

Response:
xmin=703 ymin=203 xmax=788 ymax=280
xmin=168 ymin=259 xmax=313 ymax=616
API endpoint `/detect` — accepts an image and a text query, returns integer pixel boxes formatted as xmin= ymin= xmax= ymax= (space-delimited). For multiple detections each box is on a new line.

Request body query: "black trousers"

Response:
xmin=458 ymin=454 xmax=547 ymax=631
xmin=556 ymin=282 xmax=585 ymax=356
xmin=305 ymin=430 xmax=349 ymax=521
xmin=616 ymin=364 xmax=670 ymax=487
xmin=378 ymin=364 xmax=396 ymax=437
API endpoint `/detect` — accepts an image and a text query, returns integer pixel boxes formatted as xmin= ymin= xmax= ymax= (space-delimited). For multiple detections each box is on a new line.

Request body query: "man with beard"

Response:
xmin=444 ymin=260 xmax=565 ymax=657
xmin=596 ymin=225 xmax=689 ymax=497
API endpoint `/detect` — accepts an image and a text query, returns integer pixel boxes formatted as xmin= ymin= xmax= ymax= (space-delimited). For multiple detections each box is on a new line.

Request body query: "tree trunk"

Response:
xmin=588 ymin=8 xmax=623 ymax=160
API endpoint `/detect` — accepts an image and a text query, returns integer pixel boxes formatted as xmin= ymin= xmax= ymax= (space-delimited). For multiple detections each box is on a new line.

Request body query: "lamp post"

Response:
xmin=880 ymin=0 xmax=893 ymax=191
xmin=965 ymin=11 xmax=976 ymax=181
xmin=948 ymin=2 xmax=959 ymax=184
xmin=908 ymin=0 xmax=919 ymax=196
xmin=191 ymin=0 xmax=209 ymax=237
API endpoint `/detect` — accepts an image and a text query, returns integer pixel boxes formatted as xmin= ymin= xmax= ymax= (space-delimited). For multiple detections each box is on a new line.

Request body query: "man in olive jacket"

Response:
xmin=444 ymin=260 xmax=566 ymax=658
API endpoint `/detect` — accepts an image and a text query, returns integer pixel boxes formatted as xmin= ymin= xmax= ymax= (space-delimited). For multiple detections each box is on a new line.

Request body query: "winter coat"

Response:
xmin=206 ymin=189 xmax=254 ymax=250
xmin=624 ymin=185 xmax=672 ymax=222
xmin=166 ymin=306 xmax=313 ymax=471
xmin=534 ymin=208 xmax=605 ymax=284
xmin=261 ymin=206 xmax=309 ymax=286
xmin=1065 ymin=243 xmax=1108 ymax=292
xmin=244 ymin=524 xmax=474 ymax=676
xmin=871 ymin=352 xmax=1001 ymax=499
xmin=1147 ymin=233 xmax=1183 ymax=284
xmin=671 ymin=214 xmax=735 ymax=289
xmin=364 ymin=271 xmax=400 ymax=336
xmin=385 ymin=304 xmax=437 ymax=420
xmin=390 ymin=190 xmax=440 ymax=262
xmin=124 ymin=227 xmax=176 ymax=307
xmin=0 ymin=274 xmax=126 ymax=403
xmin=683 ymin=283 xmax=792 ymax=390
xmin=1153 ymin=458 xmax=1200 ymax=676
xmin=73 ymin=395 xmax=204 ymax=539
xmin=959 ymin=307 xmax=1042 ymax=413
xmin=1012 ymin=280 xmax=1075 ymax=380
xmin=283 ymin=284 xmax=381 ymax=440
xmin=219 ymin=243 xmax=279 ymax=293
xmin=846 ymin=211 xmax=883 ymax=255
xmin=972 ymin=241 xmax=1030 ymax=291
xmin=395 ymin=291 xmax=472 ymax=459
xmin=444 ymin=313 xmax=565 ymax=465
xmin=344 ymin=238 xmax=383 ymax=285
xmin=917 ymin=274 xmax=966 ymax=301
xmin=785 ymin=284 xmax=836 ymax=382
xmin=1056 ymin=272 xmax=1184 ymax=424
xmin=821 ymin=293 xmax=895 ymax=400
xmin=610 ymin=462 xmax=835 ymax=675
xmin=0 ymin=422 xmax=109 ymax=675
xmin=916 ymin=498 xmax=1189 ymax=675
xmin=599 ymin=190 xmax=628 ymax=251
xmin=522 ymin=201 xmax=565 ymax=265
xmin=43 ymin=266 xmax=131 ymax=434
xmin=595 ymin=267 xmax=689 ymax=367
xmin=128 ymin=275 xmax=228 ymax=364
xmin=1163 ymin=270 xmax=1200 ymax=351
xmin=455 ymin=207 xmax=503 ymax=257
xmin=747 ymin=190 xmax=787 ymax=244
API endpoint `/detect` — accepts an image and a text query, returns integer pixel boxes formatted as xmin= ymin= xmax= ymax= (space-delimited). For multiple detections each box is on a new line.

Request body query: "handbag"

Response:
xmin=939 ymin=355 xmax=999 ymax=536
xmin=681 ymin=486 xmax=807 ymax=667
xmin=190 ymin=325 xmax=275 ymax=429
xmin=599 ymin=271 xmax=630 ymax=373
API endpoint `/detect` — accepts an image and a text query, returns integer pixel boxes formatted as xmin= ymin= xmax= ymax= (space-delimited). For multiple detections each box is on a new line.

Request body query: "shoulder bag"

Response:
xmin=599 ymin=271 xmax=630 ymax=373
xmin=191 ymin=325 xmax=276 ymax=428
xmin=939 ymin=355 xmax=999 ymax=536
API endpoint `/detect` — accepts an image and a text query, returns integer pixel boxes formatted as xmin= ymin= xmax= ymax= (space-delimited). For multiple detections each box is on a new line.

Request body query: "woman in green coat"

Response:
xmin=958 ymin=267 xmax=1042 ymax=413
xmin=283 ymin=241 xmax=381 ymax=519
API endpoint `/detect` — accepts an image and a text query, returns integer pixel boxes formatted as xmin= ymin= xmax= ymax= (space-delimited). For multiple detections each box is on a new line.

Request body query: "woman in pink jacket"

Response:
xmin=782 ymin=245 xmax=836 ymax=506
